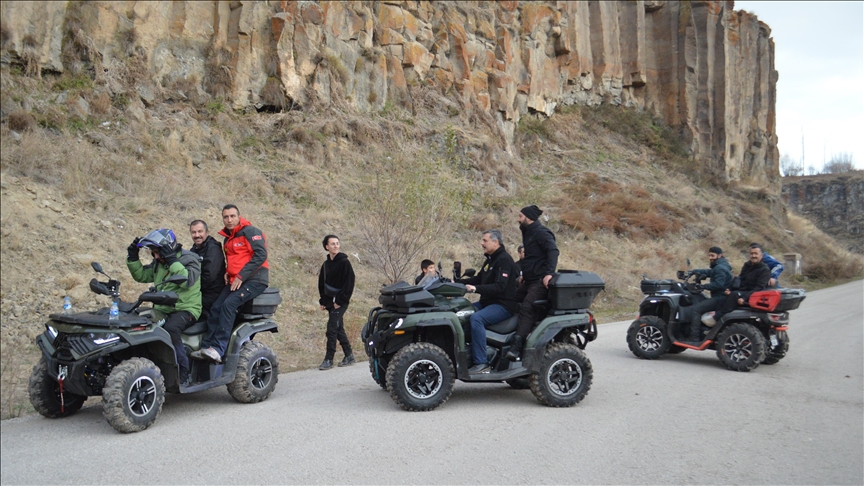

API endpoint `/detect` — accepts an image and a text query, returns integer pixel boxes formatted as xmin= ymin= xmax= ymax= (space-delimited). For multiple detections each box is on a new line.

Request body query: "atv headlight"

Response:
xmin=393 ymin=318 xmax=404 ymax=329
xmin=46 ymin=325 xmax=58 ymax=340
xmin=89 ymin=332 xmax=120 ymax=346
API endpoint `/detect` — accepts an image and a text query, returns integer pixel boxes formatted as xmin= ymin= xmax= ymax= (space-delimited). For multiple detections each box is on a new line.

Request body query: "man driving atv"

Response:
xmin=461 ymin=229 xmax=520 ymax=374
xmin=681 ymin=246 xmax=732 ymax=341
xmin=127 ymin=229 xmax=202 ymax=385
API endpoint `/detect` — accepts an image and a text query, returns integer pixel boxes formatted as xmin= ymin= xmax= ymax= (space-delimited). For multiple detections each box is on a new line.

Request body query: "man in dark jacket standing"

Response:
xmin=192 ymin=204 xmax=269 ymax=363
xmin=684 ymin=246 xmax=733 ymax=340
xmin=318 ymin=235 xmax=355 ymax=370
xmin=505 ymin=205 xmax=559 ymax=361
xmin=462 ymin=229 xmax=520 ymax=373
xmin=189 ymin=220 xmax=226 ymax=320
xmin=712 ymin=244 xmax=771 ymax=324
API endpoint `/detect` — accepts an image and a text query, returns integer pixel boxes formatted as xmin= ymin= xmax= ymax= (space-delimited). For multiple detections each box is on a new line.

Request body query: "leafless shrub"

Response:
xmin=117 ymin=27 xmax=137 ymax=58
xmin=205 ymin=45 xmax=234 ymax=100
xmin=90 ymin=92 xmax=111 ymax=115
xmin=21 ymin=34 xmax=40 ymax=78
xmin=8 ymin=110 xmax=36 ymax=132
xmin=260 ymin=77 xmax=287 ymax=110
xmin=823 ymin=153 xmax=855 ymax=174
xmin=0 ymin=23 xmax=10 ymax=49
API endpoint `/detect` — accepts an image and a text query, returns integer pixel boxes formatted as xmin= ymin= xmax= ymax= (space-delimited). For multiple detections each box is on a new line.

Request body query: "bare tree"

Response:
xmin=806 ymin=165 xmax=817 ymax=176
xmin=823 ymin=152 xmax=856 ymax=174
xmin=780 ymin=153 xmax=802 ymax=176
xmin=355 ymin=156 xmax=471 ymax=284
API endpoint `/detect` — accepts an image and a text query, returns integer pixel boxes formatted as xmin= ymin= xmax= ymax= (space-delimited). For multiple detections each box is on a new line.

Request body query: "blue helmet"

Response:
xmin=137 ymin=229 xmax=177 ymax=251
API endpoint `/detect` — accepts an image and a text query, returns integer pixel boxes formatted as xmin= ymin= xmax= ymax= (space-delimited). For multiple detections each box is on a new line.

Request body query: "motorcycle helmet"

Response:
xmin=137 ymin=229 xmax=177 ymax=251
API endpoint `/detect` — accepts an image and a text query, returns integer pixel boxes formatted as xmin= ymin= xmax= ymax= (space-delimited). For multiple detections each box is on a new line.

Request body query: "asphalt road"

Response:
xmin=2 ymin=281 xmax=862 ymax=485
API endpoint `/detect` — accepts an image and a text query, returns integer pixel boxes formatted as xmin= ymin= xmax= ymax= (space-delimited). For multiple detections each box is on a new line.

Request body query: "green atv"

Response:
xmin=361 ymin=270 xmax=604 ymax=411
xmin=28 ymin=262 xmax=281 ymax=433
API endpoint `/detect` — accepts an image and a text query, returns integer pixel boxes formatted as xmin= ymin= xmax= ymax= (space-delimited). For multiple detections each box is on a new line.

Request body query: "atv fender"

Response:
xmin=227 ymin=318 xmax=279 ymax=356
xmin=523 ymin=314 xmax=592 ymax=370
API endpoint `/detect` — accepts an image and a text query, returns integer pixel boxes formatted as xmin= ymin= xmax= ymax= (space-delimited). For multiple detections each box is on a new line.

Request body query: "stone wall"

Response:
xmin=782 ymin=172 xmax=864 ymax=254
xmin=0 ymin=1 xmax=778 ymax=186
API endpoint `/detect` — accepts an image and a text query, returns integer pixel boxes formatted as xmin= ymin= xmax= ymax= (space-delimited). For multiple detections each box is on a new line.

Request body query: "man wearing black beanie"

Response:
xmin=505 ymin=205 xmax=559 ymax=360
xmin=685 ymin=246 xmax=733 ymax=341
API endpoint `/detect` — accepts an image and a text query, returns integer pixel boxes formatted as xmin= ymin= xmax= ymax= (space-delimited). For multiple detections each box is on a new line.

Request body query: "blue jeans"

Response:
xmin=470 ymin=303 xmax=513 ymax=365
xmin=201 ymin=280 xmax=268 ymax=356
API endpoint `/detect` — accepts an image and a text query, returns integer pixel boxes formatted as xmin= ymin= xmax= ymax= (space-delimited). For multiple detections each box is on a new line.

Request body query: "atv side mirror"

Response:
xmin=91 ymin=262 xmax=106 ymax=275
xmin=463 ymin=268 xmax=476 ymax=278
xmin=686 ymin=258 xmax=691 ymax=268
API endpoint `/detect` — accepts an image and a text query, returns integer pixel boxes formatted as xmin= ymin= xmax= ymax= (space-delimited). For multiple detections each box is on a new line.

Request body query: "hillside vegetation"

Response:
xmin=1 ymin=68 xmax=861 ymax=418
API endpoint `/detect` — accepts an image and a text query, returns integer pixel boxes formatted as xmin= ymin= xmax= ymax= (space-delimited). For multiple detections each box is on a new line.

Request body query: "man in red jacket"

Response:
xmin=192 ymin=204 xmax=269 ymax=363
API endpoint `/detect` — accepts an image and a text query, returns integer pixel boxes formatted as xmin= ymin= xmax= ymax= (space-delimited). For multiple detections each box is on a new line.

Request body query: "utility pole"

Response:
xmin=801 ymin=129 xmax=805 ymax=174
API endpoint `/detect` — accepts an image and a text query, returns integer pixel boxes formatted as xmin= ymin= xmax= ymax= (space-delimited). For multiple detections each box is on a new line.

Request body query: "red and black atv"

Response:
xmin=626 ymin=270 xmax=806 ymax=371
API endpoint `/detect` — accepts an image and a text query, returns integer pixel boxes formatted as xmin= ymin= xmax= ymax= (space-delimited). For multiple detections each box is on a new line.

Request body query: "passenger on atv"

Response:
xmin=460 ymin=229 xmax=520 ymax=374
xmin=707 ymin=243 xmax=771 ymax=329
xmin=681 ymin=246 xmax=732 ymax=341
xmin=127 ymin=228 xmax=202 ymax=385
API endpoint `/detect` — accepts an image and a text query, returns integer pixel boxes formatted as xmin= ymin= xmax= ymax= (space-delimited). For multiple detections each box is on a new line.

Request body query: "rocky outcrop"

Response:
xmin=0 ymin=1 xmax=777 ymax=186
xmin=782 ymin=172 xmax=864 ymax=254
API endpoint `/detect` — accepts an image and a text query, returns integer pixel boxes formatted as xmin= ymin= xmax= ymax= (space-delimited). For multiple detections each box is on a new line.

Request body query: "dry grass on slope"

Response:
xmin=1 ymin=69 xmax=861 ymax=419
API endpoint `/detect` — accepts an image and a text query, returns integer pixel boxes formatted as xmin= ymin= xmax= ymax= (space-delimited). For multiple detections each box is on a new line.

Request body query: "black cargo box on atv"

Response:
xmin=776 ymin=288 xmax=806 ymax=311
xmin=640 ymin=279 xmax=676 ymax=294
xmin=240 ymin=288 xmax=281 ymax=317
xmin=378 ymin=282 xmax=435 ymax=309
xmin=548 ymin=270 xmax=605 ymax=310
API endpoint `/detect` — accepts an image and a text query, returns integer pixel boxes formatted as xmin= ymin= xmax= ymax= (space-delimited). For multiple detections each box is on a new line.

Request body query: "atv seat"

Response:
xmin=487 ymin=315 xmax=518 ymax=334
xmin=183 ymin=320 xmax=208 ymax=336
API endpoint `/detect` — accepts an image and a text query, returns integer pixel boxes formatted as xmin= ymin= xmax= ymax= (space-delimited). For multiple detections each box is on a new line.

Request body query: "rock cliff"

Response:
xmin=782 ymin=172 xmax=864 ymax=254
xmin=0 ymin=0 xmax=778 ymax=186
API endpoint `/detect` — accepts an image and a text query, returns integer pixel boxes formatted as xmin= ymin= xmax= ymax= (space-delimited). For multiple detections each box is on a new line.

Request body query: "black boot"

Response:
xmin=504 ymin=335 xmax=524 ymax=361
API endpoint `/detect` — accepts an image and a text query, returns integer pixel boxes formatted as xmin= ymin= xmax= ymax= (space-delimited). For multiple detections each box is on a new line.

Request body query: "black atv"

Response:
xmin=28 ymin=262 xmax=281 ymax=433
xmin=361 ymin=269 xmax=604 ymax=411
xmin=626 ymin=269 xmax=805 ymax=371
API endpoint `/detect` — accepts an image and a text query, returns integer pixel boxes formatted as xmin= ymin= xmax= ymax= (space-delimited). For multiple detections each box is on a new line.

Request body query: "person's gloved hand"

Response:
xmin=693 ymin=284 xmax=704 ymax=292
xmin=159 ymin=243 xmax=179 ymax=267
xmin=127 ymin=237 xmax=141 ymax=261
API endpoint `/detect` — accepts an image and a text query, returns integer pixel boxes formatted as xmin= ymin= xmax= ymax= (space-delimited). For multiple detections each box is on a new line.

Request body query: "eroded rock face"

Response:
xmin=0 ymin=0 xmax=778 ymax=186
xmin=782 ymin=172 xmax=864 ymax=254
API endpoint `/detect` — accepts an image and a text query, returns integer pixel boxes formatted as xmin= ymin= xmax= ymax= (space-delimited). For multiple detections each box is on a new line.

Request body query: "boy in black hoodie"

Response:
xmin=317 ymin=235 xmax=355 ymax=370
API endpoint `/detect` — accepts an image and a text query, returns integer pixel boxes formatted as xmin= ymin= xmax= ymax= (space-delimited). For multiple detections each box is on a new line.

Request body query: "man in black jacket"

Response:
xmin=712 ymin=244 xmax=771 ymax=324
xmin=189 ymin=220 xmax=226 ymax=320
xmin=684 ymin=246 xmax=733 ymax=340
xmin=506 ymin=205 xmax=559 ymax=360
xmin=462 ymin=229 xmax=520 ymax=373
xmin=317 ymin=235 xmax=355 ymax=370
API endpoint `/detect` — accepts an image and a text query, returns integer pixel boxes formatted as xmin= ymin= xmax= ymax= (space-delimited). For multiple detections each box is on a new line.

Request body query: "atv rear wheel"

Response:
xmin=228 ymin=341 xmax=279 ymax=403
xmin=530 ymin=343 xmax=592 ymax=407
xmin=28 ymin=357 xmax=86 ymax=418
xmin=716 ymin=323 xmax=766 ymax=372
xmin=386 ymin=343 xmax=454 ymax=411
xmin=627 ymin=316 xmax=671 ymax=359
xmin=102 ymin=357 xmax=165 ymax=433
xmin=762 ymin=330 xmax=789 ymax=365
xmin=505 ymin=377 xmax=531 ymax=390
xmin=369 ymin=355 xmax=390 ymax=390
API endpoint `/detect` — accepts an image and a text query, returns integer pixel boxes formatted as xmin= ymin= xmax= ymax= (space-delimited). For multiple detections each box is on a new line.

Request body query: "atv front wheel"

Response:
xmin=386 ymin=343 xmax=454 ymax=411
xmin=761 ymin=330 xmax=789 ymax=365
xmin=716 ymin=323 xmax=766 ymax=372
xmin=627 ymin=316 xmax=671 ymax=359
xmin=530 ymin=343 xmax=592 ymax=407
xmin=28 ymin=357 xmax=86 ymax=418
xmin=228 ymin=341 xmax=279 ymax=403
xmin=102 ymin=358 xmax=165 ymax=433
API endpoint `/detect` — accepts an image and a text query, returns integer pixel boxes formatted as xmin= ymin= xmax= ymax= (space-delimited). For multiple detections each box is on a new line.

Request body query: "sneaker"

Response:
xmin=179 ymin=370 xmax=192 ymax=386
xmin=319 ymin=359 xmax=334 ymax=370
xmin=469 ymin=363 xmax=491 ymax=374
xmin=337 ymin=354 xmax=356 ymax=367
xmin=200 ymin=347 xmax=222 ymax=363
xmin=189 ymin=349 xmax=205 ymax=360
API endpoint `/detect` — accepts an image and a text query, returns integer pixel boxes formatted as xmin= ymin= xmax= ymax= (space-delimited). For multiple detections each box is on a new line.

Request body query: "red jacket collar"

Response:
xmin=219 ymin=217 xmax=252 ymax=239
